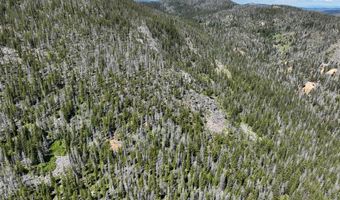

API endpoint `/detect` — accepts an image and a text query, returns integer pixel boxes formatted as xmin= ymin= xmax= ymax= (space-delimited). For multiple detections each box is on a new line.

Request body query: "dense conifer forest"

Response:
xmin=0 ymin=0 xmax=339 ymax=199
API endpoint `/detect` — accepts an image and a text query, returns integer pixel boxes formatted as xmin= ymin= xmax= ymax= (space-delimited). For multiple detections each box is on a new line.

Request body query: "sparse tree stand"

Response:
xmin=0 ymin=0 xmax=339 ymax=199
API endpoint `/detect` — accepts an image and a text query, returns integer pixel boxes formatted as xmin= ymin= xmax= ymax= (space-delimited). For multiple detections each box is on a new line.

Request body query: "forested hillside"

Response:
xmin=1 ymin=0 xmax=339 ymax=199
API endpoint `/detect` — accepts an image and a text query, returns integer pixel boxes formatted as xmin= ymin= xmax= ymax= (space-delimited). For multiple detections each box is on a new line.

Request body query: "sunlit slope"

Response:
xmin=0 ymin=0 xmax=339 ymax=199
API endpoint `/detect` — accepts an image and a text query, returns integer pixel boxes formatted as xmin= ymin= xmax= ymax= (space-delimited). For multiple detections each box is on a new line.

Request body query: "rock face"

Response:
xmin=302 ymin=81 xmax=317 ymax=95
xmin=183 ymin=90 xmax=227 ymax=133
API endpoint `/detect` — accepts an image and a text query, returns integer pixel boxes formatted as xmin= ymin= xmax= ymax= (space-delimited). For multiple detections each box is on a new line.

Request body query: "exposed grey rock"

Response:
xmin=206 ymin=110 xmax=226 ymax=133
xmin=183 ymin=90 xmax=227 ymax=133
xmin=22 ymin=174 xmax=50 ymax=187
xmin=184 ymin=90 xmax=218 ymax=112
xmin=138 ymin=24 xmax=159 ymax=52
xmin=53 ymin=155 xmax=71 ymax=177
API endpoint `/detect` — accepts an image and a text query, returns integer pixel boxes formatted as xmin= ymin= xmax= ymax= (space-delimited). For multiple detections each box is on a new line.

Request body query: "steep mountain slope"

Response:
xmin=158 ymin=0 xmax=340 ymax=131
xmin=158 ymin=2 xmax=340 ymax=199
xmin=198 ymin=4 xmax=340 ymax=116
xmin=0 ymin=0 xmax=216 ymax=198
xmin=1 ymin=0 xmax=339 ymax=199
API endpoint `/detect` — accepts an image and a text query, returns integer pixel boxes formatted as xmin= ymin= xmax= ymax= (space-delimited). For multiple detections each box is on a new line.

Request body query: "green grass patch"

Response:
xmin=50 ymin=140 xmax=66 ymax=156
xmin=36 ymin=140 xmax=66 ymax=173
xmin=37 ymin=156 xmax=57 ymax=173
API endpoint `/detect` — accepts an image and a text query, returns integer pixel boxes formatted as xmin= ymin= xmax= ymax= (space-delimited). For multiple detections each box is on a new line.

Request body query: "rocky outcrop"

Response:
xmin=138 ymin=24 xmax=159 ymax=52
xmin=21 ymin=174 xmax=50 ymax=187
xmin=206 ymin=110 xmax=226 ymax=133
xmin=183 ymin=90 xmax=227 ymax=133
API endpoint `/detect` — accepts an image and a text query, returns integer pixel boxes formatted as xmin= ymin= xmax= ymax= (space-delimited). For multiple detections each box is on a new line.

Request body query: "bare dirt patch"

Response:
xmin=302 ymin=81 xmax=317 ymax=95
xmin=325 ymin=68 xmax=338 ymax=76
xmin=110 ymin=139 xmax=122 ymax=151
